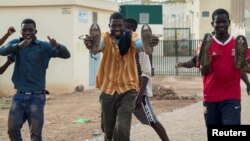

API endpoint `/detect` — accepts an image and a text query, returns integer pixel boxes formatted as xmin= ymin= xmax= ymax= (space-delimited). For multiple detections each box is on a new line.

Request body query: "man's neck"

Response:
xmin=215 ymin=33 xmax=230 ymax=43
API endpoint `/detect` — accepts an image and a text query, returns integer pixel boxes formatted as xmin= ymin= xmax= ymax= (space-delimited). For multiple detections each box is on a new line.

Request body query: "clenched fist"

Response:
xmin=7 ymin=26 xmax=16 ymax=36
xmin=18 ymin=39 xmax=32 ymax=48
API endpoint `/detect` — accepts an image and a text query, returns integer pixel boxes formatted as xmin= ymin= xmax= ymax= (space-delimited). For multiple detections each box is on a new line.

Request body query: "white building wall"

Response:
xmin=245 ymin=8 xmax=250 ymax=44
xmin=72 ymin=6 xmax=115 ymax=90
xmin=162 ymin=0 xmax=200 ymax=39
xmin=0 ymin=6 xmax=75 ymax=95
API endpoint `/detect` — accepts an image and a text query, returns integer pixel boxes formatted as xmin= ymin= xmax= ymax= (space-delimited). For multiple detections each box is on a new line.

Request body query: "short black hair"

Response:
xmin=21 ymin=18 xmax=36 ymax=28
xmin=212 ymin=8 xmax=230 ymax=21
xmin=124 ymin=18 xmax=138 ymax=31
xmin=109 ymin=12 xmax=124 ymax=22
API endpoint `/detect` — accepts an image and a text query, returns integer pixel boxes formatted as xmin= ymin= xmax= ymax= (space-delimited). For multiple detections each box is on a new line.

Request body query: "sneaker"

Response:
xmin=141 ymin=24 xmax=153 ymax=55
xmin=235 ymin=35 xmax=248 ymax=69
xmin=199 ymin=33 xmax=212 ymax=76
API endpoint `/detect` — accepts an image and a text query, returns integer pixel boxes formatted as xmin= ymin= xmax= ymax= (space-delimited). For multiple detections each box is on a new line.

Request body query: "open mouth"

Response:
xmin=24 ymin=35 xmax=32 ymax=40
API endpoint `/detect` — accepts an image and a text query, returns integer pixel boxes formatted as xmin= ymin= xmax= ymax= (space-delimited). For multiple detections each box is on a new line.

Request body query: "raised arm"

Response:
xmin=0 ymin=26 xmax=15 ymax=46
xmin=0 ymin=39 xmax=20 ymax=56
xmin=175 ymin=55 xmax=197 ymax=68
xmin=47 ymin=36 xmax=70 ymax=59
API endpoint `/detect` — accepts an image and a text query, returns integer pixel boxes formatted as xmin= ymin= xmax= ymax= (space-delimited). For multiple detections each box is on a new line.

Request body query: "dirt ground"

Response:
xmin=0 ymin=76 xmax=202 ymax=141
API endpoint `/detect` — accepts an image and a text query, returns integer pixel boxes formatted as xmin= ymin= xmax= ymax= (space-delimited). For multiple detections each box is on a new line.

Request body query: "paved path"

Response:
xmin=88 ymin=87 xmax=250 ymax=141
xmin=129 ymin=87 xmax=250 ymax=141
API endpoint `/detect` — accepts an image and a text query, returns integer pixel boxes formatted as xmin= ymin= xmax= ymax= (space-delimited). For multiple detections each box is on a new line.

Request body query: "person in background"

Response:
xmin=125 ymin=18 xmax=170 ymax=141
xmin=0 ymin=26 xmax=15 ymax=75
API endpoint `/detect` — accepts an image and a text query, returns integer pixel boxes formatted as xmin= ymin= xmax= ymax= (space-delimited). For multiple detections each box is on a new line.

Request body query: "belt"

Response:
xmin=17 ymin=90 xmax=49 ymax=95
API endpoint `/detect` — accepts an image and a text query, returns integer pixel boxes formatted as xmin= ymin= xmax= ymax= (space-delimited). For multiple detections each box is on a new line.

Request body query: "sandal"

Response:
xmin=235 ymin=35 xmax=248 ymax=69
xmin=141 ymin=24 xmax=153 ymax=55
xmin=199 ymin=33 xmax=212 ymax=76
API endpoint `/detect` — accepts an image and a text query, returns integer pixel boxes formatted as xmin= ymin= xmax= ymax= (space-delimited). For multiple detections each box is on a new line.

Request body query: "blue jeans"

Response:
xmin=8 ymin=92 xmax=46 ymax=141
xmin=203 ymin=99 xmax=241 ymax=126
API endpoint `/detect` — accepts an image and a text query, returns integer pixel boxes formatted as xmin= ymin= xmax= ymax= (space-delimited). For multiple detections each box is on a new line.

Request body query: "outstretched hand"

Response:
xmin=47 ymin=36 xmax=60 ymax=48
xmin=175 ymin=62 xmax=183 ymax=69
xmin=150 ymin=35 xmax=159 ymax=47
xmin=83 ymin=35 xmax=94 ymax=50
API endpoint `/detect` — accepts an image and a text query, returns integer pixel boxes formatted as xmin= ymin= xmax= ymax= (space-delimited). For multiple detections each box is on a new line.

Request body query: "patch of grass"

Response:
xmin=0 ymin=103 xmax=10 ymax=109
xmin=0 ymin=101 xmax=11 ymax=109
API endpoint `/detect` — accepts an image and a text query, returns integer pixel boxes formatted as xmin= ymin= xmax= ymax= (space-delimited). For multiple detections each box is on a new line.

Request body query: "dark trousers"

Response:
xmin=100 ymin=90 xmax=136 ymax=141
xmin=203 ymin=99 xmax=241 ymax=125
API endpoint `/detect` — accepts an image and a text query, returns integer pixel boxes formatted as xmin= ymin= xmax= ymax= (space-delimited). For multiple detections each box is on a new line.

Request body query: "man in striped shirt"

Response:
xmin=83 ymin=12 xmax=158 ymax=141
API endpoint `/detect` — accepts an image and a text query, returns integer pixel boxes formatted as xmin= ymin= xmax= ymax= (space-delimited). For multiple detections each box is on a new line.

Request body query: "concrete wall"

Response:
xmin=72 ymin=5 xmax=115 ymax=89
xmin=230 ymin=0 xmax=245 ymax=36
xmin=199 ymin=0 xmax=231 ymax=38
xmin=158 ymin=0 xmax=246 ymax=39
xmin=245 ymin=3 xmax=250 ymax=44
xmin=0 ymin=0 xmax=118 ymax=96
xmin=162 ymin=0 xmax=200 ymax=39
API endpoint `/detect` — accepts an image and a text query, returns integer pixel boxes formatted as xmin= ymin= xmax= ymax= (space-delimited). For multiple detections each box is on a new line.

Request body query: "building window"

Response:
xmin=139 ymin=13 xmax=149 ymax=24
xmin=202 ymin=11 xmax=209 ymax=17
